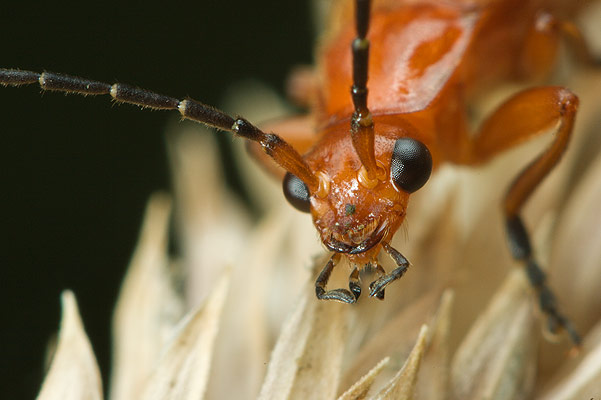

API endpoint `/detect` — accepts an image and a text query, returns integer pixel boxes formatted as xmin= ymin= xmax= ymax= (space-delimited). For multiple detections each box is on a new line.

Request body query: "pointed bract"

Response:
xmin=110 ymin=193 xmax=184 ymax=400
xmin=537 ymin=318 xmax=601 ymax=400
xmin=338 ymin=357 xmax=390 ymax=400
xmin=139 ymin=273 xmax=230 ymax=400
xmin=418 ymin=290 xmax=454 ymax=400
xmin=259 ymin=283 xmax=349 ymax=400
xmin=37 ymin=291 xmax=103 ymax=400
xmin=373 ymin=325 xmax=429 ymax=400
xmin=451 ymin=270 xmax=538 ymax=400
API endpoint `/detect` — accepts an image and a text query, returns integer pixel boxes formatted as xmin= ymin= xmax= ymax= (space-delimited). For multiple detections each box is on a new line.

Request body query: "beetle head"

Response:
xmin=282 ymin=122 xmax=432 ymax=263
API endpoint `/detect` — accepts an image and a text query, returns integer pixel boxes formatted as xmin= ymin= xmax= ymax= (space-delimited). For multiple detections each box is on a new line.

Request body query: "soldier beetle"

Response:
xmin=1 ymin=0 xmax=598 ymax=348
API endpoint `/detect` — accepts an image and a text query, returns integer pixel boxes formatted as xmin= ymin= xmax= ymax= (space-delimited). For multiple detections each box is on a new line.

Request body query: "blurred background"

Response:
xmin=0 ymin=1 xmax=312 ymax=397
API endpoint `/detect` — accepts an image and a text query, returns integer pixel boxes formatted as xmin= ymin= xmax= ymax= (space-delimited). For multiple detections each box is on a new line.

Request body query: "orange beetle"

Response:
xmin=1 ymin=0 xmax=597 ymax=345
xmin=250 ymin=0 xmax=597 ymax=343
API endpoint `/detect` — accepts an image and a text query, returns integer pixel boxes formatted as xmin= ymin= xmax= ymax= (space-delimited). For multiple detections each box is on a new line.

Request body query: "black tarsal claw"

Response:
xmin=349 ymin=281 xmax=362 ymax=300
xmin=368 ymin=279 xmax=385 ymax=299
xmin=316 ymin=287 xmax=357 ymax=304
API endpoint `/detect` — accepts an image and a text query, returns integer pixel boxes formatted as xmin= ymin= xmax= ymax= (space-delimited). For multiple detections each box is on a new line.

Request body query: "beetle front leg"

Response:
xmin=348 ymin=265 xmax=362 ymax=300
xmin=369 ymin=263 xmax=386 ymax=300
xmin=315 ymin=253 xmax=358 ymax=304
xmin=368 ymin=243 xmax=410 ymax=299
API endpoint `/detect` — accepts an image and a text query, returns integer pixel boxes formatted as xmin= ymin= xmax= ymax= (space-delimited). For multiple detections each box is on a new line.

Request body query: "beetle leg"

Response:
xmin=368 ymin=263 xmax=386 ymax=300
xmin=348 ymin=265 xmax=362 ymax=300
xmin=507 ymin=219 xmax=581 ymax=344
xmin=369 ymin=243 xmax=410 ymax=299
xmin=468 ymin=86 xmax=581 ymax=345
xmin=315 ymin=253 xmax=357 ymax=304
xmin=520 ymin=11 xmax=600 ymax=79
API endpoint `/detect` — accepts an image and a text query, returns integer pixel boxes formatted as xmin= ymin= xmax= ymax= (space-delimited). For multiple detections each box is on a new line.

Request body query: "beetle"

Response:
xmin=1 ymin=0 xmax=598 ymax=349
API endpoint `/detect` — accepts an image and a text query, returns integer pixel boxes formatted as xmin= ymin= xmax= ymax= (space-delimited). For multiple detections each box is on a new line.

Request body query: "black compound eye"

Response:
xmin=390 ymin=138 xmax=432 ymax=193
xmin=283 ymin=172 xmax=311 ymax=213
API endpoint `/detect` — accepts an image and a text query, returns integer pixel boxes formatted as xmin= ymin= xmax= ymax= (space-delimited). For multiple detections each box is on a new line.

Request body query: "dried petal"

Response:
xmin=372 ymin=325 xmax=429 ymax=400
xmin=418 ymin=290 xmax=454 ymax=400
xmin=258 ymin=286 xmax=349 ymax=400
xmin=206 ymin=205 xmax=319 ymax=399
xmin=550 ymin=152 xmax=601 ymax=332
xmin=139 ymin=273 xmax=229 ymax=400
xmin=110 ymin=193 xmax=184 ymax=400
xmin=167 ymin=128 xmax=251 ymax=304
xmin=537 ymin=318 xmax=601 ymax=399
xmin=37 ymin=291 xmax=102 ymax=400
xmin=451 ymin=270 xmax=538 ymax=400
xmin=341 ymin=290 xmax=442 ymax=390
xmin=338 ymin=357 xmax=390 ymax=400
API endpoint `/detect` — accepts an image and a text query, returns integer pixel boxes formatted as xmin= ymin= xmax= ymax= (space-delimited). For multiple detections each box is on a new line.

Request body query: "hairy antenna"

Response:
xmin=350 ymin=0 xmax=379 ymax=180
xmin=0 ymin=68 xmax=319 ymax=191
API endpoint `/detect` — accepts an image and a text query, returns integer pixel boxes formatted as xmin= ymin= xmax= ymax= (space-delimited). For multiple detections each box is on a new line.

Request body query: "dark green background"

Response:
xmin=0 ymin=1 xmax=312 ymax=397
